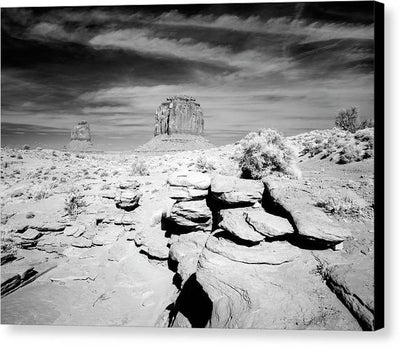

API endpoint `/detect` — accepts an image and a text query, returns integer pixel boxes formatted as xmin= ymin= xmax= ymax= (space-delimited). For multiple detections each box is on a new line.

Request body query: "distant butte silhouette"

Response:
xmin=68 ymin=120 xmax=93 ymax=151
xmin=154 ymin=96 xmax=204 ymax=136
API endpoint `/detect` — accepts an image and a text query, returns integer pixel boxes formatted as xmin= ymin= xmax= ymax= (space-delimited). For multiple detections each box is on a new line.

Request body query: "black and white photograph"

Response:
xmin=1 ymin=1 xmax=384 ymax=331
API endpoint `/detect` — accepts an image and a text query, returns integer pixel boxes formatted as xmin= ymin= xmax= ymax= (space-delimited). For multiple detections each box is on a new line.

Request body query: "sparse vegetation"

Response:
xmin=131 ymin=157 xmax=150 ymax=176
xmin=316 ymin=191 xmax=366 ymax=217
xmin=335 ymin=106 xmax=374 ymax=133
xmin=64 ymin=186 xmax=87 ymax=218
xmin=295 ymin=127 xmax=374 ymax=164
xmin=195 ymin=155 xmax=216 ymax=173
xmin=1 ymin=231 xmax=18 ymax=255
xmin=337 ymin=144 xmax=365 ymax=164
xmin=235 ymin=128 xmax=300 ymax=179
xmin=28 ymin=183 xmax=55 ymax=201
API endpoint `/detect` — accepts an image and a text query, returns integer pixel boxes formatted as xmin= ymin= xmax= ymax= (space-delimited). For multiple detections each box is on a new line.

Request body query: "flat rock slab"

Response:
xmin=168 ymin=200 xmax=212 ymax=232
xmin=21 ymin=228 xmax=42 ymax=240
xmin=205 ymin=235 xmax=301 ymax=265
xmin=263 ymin=178 xmax=351 ymax=244
xmin=168 ymin=171 xmax=211 ymax=190
xmin=211 ymin=175 xmax=263 ymax=207
xmin=168 ymin=186 xmax=208 ymax=201
xmin=244 ymin=209 xmax=294 ymax=238
xmin=218 ymin=209 xmax=265 ymax=243
xmin=71 ymin=237 xmax=92 ymax=248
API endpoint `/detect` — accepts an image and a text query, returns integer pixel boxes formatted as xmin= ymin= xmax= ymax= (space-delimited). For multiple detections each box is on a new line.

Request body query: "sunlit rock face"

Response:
xmin=71 ymin=120 xmax=91 ymax=142
xmin=154 ymin=96 xmax=204 ymax=136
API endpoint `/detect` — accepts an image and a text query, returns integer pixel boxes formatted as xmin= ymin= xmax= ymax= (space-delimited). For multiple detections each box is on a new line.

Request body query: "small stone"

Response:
xmin=26 ymin=212 xmax=35 ymax=219
xmin=71 ymin=237 xmax=92 ymax=248
xmin=21 ymin=228 xmax=42 ymax=240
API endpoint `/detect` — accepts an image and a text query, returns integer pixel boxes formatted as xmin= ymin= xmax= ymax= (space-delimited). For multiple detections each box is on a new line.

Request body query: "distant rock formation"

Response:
xmin=154 ymin=96 xmax=204 ymax=136
xmin=68 ymin=120 xmax=93 ymax=151
xmin=71 ymin=120 xmax=91 ymax=142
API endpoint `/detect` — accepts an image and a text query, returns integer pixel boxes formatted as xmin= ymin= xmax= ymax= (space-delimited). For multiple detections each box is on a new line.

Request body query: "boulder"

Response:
xmin=169 ymin=232 xmax=209 ymax=284
xmin=168 ymin=171 xmax=211 ymax=190
xmin=114 ymin=182 xmax=142 ymax=211
xmin=154 ymin=96 xmax=204 ymax=136
xmin=168 ymin=200 xmax=212 ymax=232
xmin=211 ymin=175 xmax=263 ymax=207
xmin=244 ymin=209 xmax=294 ymax=238
xmin=184 ymin=235 xmax=361 ymax=330
xmin=263 ymin=178 xmax=351 ymax=244
xmin=218 ymin=209 xmax=265 ymax=243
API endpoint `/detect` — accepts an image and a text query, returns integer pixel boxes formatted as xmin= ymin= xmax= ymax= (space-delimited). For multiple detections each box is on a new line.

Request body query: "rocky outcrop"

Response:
xmin=188 ymin=235 xmax=360 ymax=330
xmin=166 ymin=171 xmax=212 ymax=233
xmin=168 ymin=171 xmax=211 ymax=190
xmin=244 ymin=209 xmax=294 ymax=238
xmin=218 ymin=208 xmax=265 ymax=244
xmin=210 ymin=175 xmax=263 ymax=207
xmin=71 ymin=120 xmax=91 ymax=142
xmin=169 ymin=232 xmax=209 ymax=285
xmin=154 ymin=96 xmax=204 ymax=136
xmin=263 ymin=178 xmax=351 ymax=245
xmin=114 ymin=181 xmax=142 ymax=211
xmin=69 ymin=120 xmax=93 ymax=151
xmin=168 ymin=200 xmax=212 ymax=232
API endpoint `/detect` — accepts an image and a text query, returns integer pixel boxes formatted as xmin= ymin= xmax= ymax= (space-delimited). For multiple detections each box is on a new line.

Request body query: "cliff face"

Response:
xmin=71 ymin=120 xmax=91 ymax=142
xmin=154 ymin=96 xmax=204 ymax=136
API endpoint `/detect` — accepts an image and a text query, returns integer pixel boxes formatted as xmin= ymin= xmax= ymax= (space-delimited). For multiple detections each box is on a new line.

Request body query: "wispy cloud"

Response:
xmin=154 ymin=11 xmax=374 ymax=43
xmin=88 ymin=28 xmax=292 ymax=76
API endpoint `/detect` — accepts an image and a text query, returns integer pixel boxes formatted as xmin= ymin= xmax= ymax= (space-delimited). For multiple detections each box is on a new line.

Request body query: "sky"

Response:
xmin=1 ymin=2 xmax=376 ymax=151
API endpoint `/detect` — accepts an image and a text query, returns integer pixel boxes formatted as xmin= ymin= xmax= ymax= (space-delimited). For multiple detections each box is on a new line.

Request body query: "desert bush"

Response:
xmin=335 ymin=106 xmax=360 ymax=133
xmin=235 ymin=128 xmax=300 ymax=179
xmin=29 ymin=183 xmax=55 ymax=201
xmin=64 ymin=187 xmax=87 ymax=218
xmin=195 ymin=155 xmax=216 ymax=173
xmin=359 ymin=119 xmax=374 ymax=129
xmin=335 ymin=106 xmax=374 ymax=133
xmin=131 ymin=157 xmax=150 ymax=176
xmin=338 ymin=144 xmax=365 ymax=164
xmin=1 ymin=231 xmax=18 ymax=255
xmin=316 ymin=193 xmax=365 ymax=217
xmin=354 ymin=128 xmax=374 ymax=149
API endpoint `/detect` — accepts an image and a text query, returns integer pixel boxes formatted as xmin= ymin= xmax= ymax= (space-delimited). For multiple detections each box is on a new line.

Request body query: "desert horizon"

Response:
xmin=1 ymin=2 xmax=375 ymax=151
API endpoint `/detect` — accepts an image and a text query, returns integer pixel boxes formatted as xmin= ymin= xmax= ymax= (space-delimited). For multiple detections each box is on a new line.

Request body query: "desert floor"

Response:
xmin=0 ymin=132 xmax=374 ymax=329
